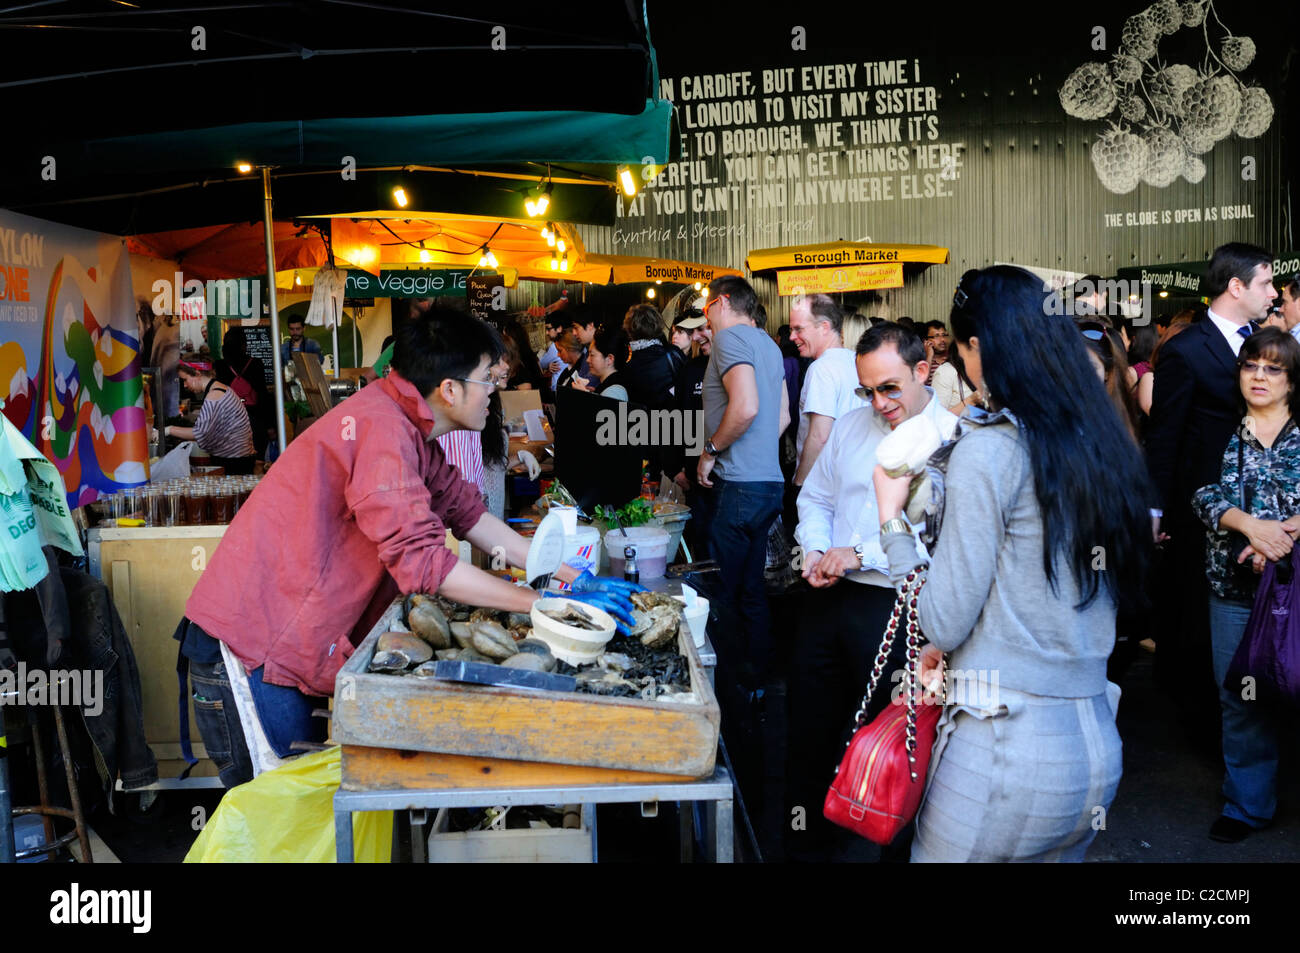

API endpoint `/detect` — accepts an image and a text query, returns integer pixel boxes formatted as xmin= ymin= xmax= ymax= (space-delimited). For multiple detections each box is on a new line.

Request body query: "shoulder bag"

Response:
xmin=823 ymin=568 xmax=944 ymax=844
xmin=230 ymin=358 xmax=259 ymax=408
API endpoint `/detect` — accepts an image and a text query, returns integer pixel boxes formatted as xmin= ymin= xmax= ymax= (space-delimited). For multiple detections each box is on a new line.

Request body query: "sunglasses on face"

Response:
xmin=855 ymin=384 xmax=903 ymax=401
xmin=1240 ymin=361 xmax=1285 ymax=378
xmin=702 ymin=294 xmax=728 ymax=317
xmin=1079 ymin=322 xmax=1108 ymax=341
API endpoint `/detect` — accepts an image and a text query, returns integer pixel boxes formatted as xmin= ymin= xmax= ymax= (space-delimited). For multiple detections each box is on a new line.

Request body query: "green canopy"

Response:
xmin=4 ymin=101 xmax=679 ymax=233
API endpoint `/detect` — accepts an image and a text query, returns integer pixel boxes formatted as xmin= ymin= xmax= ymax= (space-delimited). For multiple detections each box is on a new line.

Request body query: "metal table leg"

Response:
xmin=334 ymin=794 xmax=354 ymax=863
xmin=713 ymin=797 xmax=734 ymax=863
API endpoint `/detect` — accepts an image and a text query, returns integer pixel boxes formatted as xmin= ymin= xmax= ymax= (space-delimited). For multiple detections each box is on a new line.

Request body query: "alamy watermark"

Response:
xmin=1044 ymin=277 xmax=1153 ymax=325
xmin=152 ymin=273 xmax=261 ymax=323
xmin=595 ymin=403 xmax=705 ymax=452
xmin=0 ymin=664 xmax=104 ymax=717
xmin=890 ymin=665 xmax=1000 ymax=708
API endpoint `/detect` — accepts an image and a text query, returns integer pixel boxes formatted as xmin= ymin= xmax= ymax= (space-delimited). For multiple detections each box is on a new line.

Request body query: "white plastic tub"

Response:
xmin=606 ymin=525 xmax=671 ymax=579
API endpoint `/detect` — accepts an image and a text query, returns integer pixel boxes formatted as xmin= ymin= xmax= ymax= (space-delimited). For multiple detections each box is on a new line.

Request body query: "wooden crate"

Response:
xmin=334 ymin=600 xmax=720 ymax=789
xmin=426 ymin=805 xmax=594 ymax=863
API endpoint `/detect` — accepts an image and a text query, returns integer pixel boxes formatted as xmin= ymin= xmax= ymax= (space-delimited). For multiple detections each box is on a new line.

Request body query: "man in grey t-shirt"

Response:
xmin=698 ymin=276 xmax=789 ymax=689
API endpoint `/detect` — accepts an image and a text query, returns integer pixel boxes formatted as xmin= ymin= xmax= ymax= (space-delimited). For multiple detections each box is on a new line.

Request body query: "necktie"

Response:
xmin=1237 ymin=325 xmax=1253 ymax=339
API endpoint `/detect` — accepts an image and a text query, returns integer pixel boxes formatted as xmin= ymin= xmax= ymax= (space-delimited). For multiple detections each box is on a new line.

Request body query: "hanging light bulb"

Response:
xmin=617 ymin=165 xmax=637 ymax=196
xmin=419 ymin=249 xmax=431 ymax=263
xmin=392 ymin=187 xmax=408 ymax=208
xmin=550 ymin=250 xmax=559 ymax=271
xmin=655 ymin=280 xmax=662 ymax=285
xmin=557 ymin=239 xmax=566 ymax=254
xmin=478 ymin=246 xmax=489 ymax=268
xmin=560 ymin=251 xmax=570 ymax=273
xmin=485 ymin=247 xmax=499 ymax=268
xmin=294 ymin=273 xmax=302 ymax=286
xmin=235 ymin=161 xmax=253 ymax=174
xmin=525 ymin=181 xmax=552 ymax=217
xmin=646 ymin=287 xmax=656 ymax=299
xmin=694 ymin=282 xmax=702 ymax=290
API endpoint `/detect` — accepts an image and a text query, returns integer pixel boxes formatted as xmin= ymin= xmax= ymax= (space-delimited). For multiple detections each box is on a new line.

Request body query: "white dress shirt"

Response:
xmin=795 ymin=391 xmax=960 ymax=587
xmin=1206 ymin=307 xmax=1251 ymax=357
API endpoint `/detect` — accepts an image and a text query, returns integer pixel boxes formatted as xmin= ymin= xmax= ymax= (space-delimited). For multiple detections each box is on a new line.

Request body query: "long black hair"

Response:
xmin=950 ymin=266 xmax=1152 ymax=611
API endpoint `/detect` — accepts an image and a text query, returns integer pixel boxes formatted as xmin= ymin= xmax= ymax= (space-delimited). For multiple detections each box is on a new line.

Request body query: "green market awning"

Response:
xmin=2 ymin=102 xmax=679 ymax=233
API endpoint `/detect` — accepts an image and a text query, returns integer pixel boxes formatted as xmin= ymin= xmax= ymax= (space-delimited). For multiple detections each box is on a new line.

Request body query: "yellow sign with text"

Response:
xmin=777 ymin=262 xmax=904 ymax=295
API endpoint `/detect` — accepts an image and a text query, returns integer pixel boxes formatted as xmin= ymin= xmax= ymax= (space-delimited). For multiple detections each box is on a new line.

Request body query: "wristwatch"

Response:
xmin=880 ymin=517 xmax=912 ymax=537
xmin=704 ymin=439 xmax=720 ymax=456
xmin=852 ymin=542 xmax=866 ymax=569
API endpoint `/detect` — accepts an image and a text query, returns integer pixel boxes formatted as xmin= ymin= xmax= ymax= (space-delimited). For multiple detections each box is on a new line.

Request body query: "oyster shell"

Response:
xmin=501 ymin=653 xmax=548 ymax=672
xmin=368 ymin=650 xmax=409 ymax=673
xmin=404 ymin=594 xmax=451 ymax=649
xmin=377 ymin=630 xmax=433 ymax=665
xmin=469 ymin=621 xmax=518 ymax=660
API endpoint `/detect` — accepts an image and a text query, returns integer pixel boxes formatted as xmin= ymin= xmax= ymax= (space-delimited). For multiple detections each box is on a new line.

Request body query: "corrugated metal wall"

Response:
xmin=577 ymin=48 xmax=1287 ymax=333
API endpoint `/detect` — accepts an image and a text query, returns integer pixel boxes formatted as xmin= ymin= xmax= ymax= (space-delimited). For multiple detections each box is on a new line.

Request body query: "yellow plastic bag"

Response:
xmin=184 ymin=746 xmax=392 ymax=863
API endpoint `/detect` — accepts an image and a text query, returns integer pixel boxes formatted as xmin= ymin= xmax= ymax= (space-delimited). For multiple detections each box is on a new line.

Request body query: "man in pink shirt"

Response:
xmin=179 ymin=309 xmax=636 ymax=786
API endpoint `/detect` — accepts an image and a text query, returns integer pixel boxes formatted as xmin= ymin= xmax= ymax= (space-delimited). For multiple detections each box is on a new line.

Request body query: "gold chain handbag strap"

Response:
xmin=849 ymin=569 xmax=942 ymax=781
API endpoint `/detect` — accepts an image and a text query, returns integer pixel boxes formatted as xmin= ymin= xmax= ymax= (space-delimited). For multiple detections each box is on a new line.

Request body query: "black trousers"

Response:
xmin=784 ymin=579 xmax=906 ymax=856
xmin=1153 ymin=507 xmax=1220 ymax=743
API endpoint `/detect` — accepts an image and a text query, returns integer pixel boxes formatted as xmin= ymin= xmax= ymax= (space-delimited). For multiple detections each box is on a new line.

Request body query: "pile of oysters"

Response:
xmin=367 ymin=591 xmax=695 ymax=701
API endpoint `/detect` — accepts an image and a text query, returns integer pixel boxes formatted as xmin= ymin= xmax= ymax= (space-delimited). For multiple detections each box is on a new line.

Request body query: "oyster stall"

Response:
xmin=333 ymin=591 xmax=721 ymax=791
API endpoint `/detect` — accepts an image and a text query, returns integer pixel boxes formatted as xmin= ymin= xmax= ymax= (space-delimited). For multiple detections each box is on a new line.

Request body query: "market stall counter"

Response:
xmin=331 ymin=594 xmax=732 ymax=861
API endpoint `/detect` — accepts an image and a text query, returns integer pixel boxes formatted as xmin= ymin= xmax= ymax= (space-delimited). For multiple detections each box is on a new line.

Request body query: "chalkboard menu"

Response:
xmin=241 ymin=325 xmax=277 ymax=389
xmin=467 ymin=275 xmax=506 ymax=320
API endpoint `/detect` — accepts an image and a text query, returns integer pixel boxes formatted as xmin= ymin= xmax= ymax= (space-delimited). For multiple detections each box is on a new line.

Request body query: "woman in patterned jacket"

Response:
xmin=1192 ymin=327 xmax=1300 ymax=843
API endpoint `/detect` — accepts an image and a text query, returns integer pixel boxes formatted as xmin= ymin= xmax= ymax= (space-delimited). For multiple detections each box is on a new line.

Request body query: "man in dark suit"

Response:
xmin=1145 ymin=243 xmax=1278 ymax=744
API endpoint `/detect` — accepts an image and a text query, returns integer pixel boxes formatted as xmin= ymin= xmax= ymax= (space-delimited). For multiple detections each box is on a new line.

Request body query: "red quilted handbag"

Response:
xmin=824 ymin=569 xmax=945 ymax=844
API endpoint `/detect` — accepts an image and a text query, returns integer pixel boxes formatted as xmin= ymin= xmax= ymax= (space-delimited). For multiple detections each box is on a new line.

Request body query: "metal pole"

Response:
xmin=261 ymin=167 xmax=288 ymax=452
xmin=331 ymin=318 xmax=340 ymax=378
xmin=351 ymin=310 xmax=359 ymax=368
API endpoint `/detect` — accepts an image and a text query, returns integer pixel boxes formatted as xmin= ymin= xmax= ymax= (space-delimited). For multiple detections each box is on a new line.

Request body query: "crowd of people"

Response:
xmin=171 ymin=242 xmax=1298 ymax=863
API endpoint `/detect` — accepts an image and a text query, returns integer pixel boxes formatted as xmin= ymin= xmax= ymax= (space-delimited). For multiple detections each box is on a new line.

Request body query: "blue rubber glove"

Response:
xmin=541 ymin=590 xmax=637 ymax=636
xmin=569 ymin=569 xmax=647 ymax=597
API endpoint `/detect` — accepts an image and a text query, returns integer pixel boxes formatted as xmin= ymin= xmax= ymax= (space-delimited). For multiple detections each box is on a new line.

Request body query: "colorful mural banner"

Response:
xmin=0 ymin=208 xmax=146 ymax=508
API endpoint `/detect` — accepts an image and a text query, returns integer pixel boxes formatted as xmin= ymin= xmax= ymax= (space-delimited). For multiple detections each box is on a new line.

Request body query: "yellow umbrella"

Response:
xmin=746 ymin=241 xmax=949 ymax=296
xmin=745 ymin=241 xmax=950 ymax=271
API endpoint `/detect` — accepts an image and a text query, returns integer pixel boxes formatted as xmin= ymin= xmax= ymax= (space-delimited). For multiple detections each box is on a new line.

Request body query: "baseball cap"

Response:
xmin=674 ymin=308 xmax=707 ymax=330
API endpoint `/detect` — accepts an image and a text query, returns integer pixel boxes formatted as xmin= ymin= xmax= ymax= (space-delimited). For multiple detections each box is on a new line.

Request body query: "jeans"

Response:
xmin=1208 ymin=594 xmax=1279 ymax=827
xmin=188 ymin=657 xmax=255 ymax=788
xmin=245 ymin=665 xmax=327 ymax=758
xmin=706 ymin=477 xmax=783 ymax=686
xmin=183 ymin=618 xmax=328 ymax=786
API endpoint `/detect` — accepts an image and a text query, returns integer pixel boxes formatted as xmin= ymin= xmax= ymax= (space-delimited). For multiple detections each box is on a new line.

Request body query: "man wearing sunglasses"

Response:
xmin=698 ymin=276 xmax=790 ymax=692
xmin=787 ymin=320 xmax=958 ymax=860
xmin=178 ymin=308 xmax=608 ymax=786
xmin=1146 ymin=241 xmax=1278 ymax=749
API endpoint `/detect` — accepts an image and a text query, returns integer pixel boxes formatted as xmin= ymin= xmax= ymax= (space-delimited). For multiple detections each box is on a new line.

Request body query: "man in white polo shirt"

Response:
xmin=786 ymin=321 xmax=958 ymax=861
xmin=790 ymin=293 xmax=868 ymax=488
